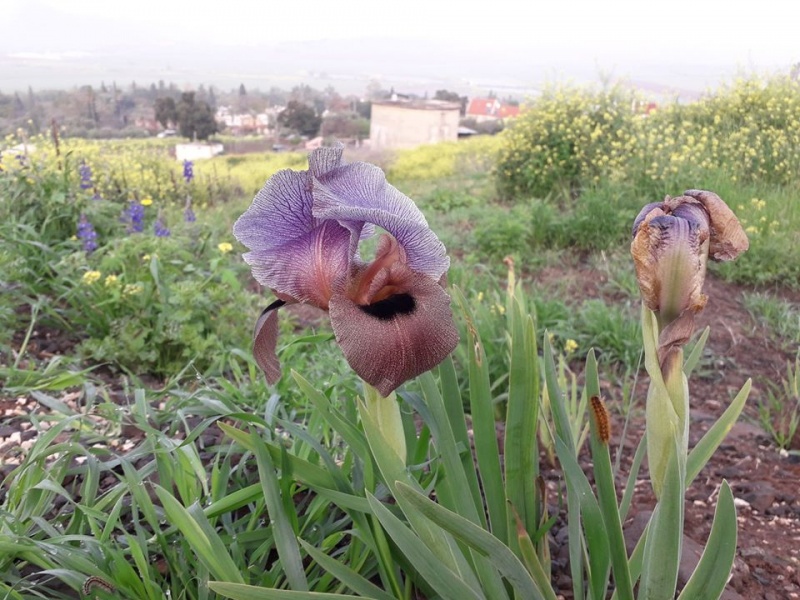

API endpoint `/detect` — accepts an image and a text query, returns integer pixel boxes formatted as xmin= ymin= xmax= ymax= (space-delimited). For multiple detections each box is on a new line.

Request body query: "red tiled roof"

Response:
xmin=466 ymin=98 xmax=520 ymax=118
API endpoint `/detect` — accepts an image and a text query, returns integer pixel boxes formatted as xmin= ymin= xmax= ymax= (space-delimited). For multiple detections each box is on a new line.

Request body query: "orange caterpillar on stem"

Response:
xmin=589 ymin=395 xmax=611 ymax=444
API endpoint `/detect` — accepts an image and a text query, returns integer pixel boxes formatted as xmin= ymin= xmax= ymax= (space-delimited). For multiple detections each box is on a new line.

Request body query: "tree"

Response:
xmin=176 ymin=92 xmax=218 ymax=141
xmin=154 ymin=97 xmax=178 ymax=128
xmin=321 ymin=113 xmax=369 ymax=140
xmin=434 ymin=89 xmax=468 ymax=115
xmin=277 ymin=101 xmax=321 ymax=137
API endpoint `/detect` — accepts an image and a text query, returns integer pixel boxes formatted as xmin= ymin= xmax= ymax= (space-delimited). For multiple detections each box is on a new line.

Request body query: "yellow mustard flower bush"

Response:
xmin=496 ymin=75 xmax=800 ymax=200
xmin=387 ymin=135 xmax=503 ymax=181
xmin=495 ymin=83 xmax=640 ymax=198
xmin=205 ymin=151 xmax=308 ymax=197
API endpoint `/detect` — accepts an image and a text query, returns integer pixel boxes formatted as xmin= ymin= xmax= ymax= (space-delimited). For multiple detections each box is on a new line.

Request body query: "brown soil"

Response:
xmin=2 ymin=271 xmax=799 ymax=599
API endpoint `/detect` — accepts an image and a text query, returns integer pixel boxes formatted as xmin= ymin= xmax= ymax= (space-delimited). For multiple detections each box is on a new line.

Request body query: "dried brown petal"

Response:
xmin=684 ymin=189 xmax=749 ymax=261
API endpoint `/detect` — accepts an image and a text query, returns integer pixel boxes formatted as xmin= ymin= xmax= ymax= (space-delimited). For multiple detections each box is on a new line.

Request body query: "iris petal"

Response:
xmin=233 ymin=169 xmax=317 ymax=253
xmin=631 ymin=211 xmax=708 ymax=321
xmin=244 ymin=220 xmax=351 ymax=307
xmin=308 ymin=144 xmax=344 ymax=178
xmin=252 ymin=299 xmax=285 ymax=384
xmin=683 ymin=189 xmax=749 ymax=261
xmin=233 ymin=168 xmax=354 ymax=306
xmin=312 ymin=163 xmax=450 ymax=280
xmin=329 ymin=262 xmax=459 ymax=396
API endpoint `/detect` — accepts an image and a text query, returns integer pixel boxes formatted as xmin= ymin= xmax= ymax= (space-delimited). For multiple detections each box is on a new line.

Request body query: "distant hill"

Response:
xmin=0 ymin=2 xmax=778 ymax=97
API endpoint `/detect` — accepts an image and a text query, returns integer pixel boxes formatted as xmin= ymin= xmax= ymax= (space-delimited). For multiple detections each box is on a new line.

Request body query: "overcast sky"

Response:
xmin=5 ymin=0 xmax=796 ymax=61
xmin=2 ymin=0 xmax=797 ymax=93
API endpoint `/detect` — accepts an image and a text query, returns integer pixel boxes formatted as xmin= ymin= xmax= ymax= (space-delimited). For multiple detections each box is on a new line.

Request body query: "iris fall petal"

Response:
xmin=252 ymin=299 xmax=285 ymax=384
xmin=329 ymin=261 xmax=460 ymax=397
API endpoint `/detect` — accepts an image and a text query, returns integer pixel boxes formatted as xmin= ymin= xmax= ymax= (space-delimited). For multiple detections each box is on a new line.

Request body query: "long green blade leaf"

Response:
xmin=504 ymin=297 xmax=539 ymax=537
xmin=453 ymin=287 xmax=508 ymax=545
xmin=585 ymin=352 xmax=633 ymax=600
xmin=153 ymin=486 xmax=244 ymax=584
xmin=209 ymin=582 xmax=364 ymax=599
xmin=677 ymin=481 xmax=737 ymax=600
xmin=686 ymin=379 xmax=750 ymax=486
xmin=366 ymin=493 xmax=484 ymax=600
xmin=639 ymin=442 xmax=684 ymax=600
xmin=252 ymin=430 xmax=309 ymax=591
xmin=298 ymin=540 xmax=396 ymax=600
xmin=395 ymin=482 xmax=553 ymax=600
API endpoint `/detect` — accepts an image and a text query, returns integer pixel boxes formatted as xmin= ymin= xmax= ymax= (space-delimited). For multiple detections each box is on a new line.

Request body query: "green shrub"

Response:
xmin=61 ymin=233 xmax=259 ymax=376
xmin=473 ymin=205 xmax=531 ymax=260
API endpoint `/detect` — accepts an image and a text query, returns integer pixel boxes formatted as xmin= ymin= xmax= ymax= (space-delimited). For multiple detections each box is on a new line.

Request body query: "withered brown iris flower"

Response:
xmin=631 ymin=189 xmax=748 ymax=372
xmin=233 ymin=145 xmax=459 ymax=396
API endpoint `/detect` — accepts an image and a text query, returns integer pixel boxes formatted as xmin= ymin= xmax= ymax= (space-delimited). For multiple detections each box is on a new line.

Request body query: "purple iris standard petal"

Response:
xmin=312 ymin=162 xmax=449 ymax=280
xmin=308 ymin=144 xmax=344 ymax=178
xmin=233 ymin=169 xmax=354 ymax=306
xmin=670 ymin=202 xmax=710 ymax=235
xmin=632 ymin=201 xmax=665 ymax=236
xmin=328 ymin=262 xmax=459 ymax=396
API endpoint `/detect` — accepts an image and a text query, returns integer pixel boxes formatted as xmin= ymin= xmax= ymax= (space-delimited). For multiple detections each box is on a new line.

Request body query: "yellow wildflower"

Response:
xmin=123 ymin=283 xmax=143 ymax=296
xmin=141 ymin=197 xmax=153 ymax=206
xmin=476 ymin=291 xmax=484 ymax=302
xmin=142 ymin=254 xmax=151 ymax=261
xmin=82 ymin=270 xmax=101 ymax=285
xmin=564 ymin=339 xmax=578 ymax=354
xmin=104 ymin=275 xmax=119 ymax=287
xmin=218 ymin=242 xmax=233 ymax=254
xmin=745 ymin=226 xmax=758 ymax=234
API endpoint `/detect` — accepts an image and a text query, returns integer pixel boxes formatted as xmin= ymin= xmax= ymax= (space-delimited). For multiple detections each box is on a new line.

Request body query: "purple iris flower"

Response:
xmin=233 ymin=144 xmax=459 ymax=396
xmin=79 ymin=161 xmax=93 ymax=189
xmin=183 ymin=160 xmax=194 ymax=183
xmin=154 ymin=217 xmax=171 ymax=237
xmin=77 ymin=213 xmax=98 ymax=252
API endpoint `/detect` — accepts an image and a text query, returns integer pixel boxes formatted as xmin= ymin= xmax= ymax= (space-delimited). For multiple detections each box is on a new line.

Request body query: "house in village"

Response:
xmin=215 ymin=106 xmax=276 ymax=135
xmin=465 ymin=98 xmax=520 ymax=123
xmin=369 ymin=98 xmax=461 ymax=149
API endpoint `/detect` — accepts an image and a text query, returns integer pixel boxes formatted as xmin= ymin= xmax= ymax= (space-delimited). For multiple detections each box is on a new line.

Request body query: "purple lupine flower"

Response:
xmin=15 ymin=154 xmax=27 ymax=167
xmin=122 ymin=200 xmax=145 ymax=233
xmin=154 ymin=217 xmax=171 ymax=237
xmin=183 ymin=199 xmax=196 ymax=222
xmin=92 ymin=191 xmax=103 ymax=201
xmin=77 ymin=213 xmax=98 ymax=252
xmin=79 ymin=161 xmax=93 ymax=189
xmin=183 ymin=160 xmax=194 ymax=183
xmin=233 ymin=144 xmax=459 ymax=396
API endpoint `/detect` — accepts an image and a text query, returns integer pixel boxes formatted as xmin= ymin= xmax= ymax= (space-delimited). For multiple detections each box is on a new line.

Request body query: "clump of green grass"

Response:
xmin=756 ymin=357 xmax=800 ymax=451
xmin=743 ymin=291 xmax=800 ymax=347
